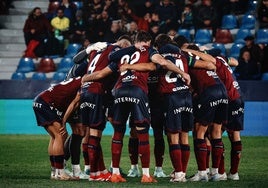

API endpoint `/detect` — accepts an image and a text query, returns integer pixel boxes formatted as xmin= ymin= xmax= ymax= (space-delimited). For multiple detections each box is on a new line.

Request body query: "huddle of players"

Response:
xmin=32 ymin=30 xmax=244 ymax=183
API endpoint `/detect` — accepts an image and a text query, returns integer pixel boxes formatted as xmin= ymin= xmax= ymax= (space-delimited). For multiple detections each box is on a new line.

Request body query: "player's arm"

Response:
xmin=194 ymin=59 xmax=216 ymax=71
xmin=119 ymin=62 xmax=156 ymax=72
xmin=81 ymin=66 xmax=113 ymax=84
xmin=60 ymin=92 xmax=81 ymax=135
xmin=183 ymin=48 xmax=216 ymax=64
xmin=151 ymin=53 xmax=191 ymax=85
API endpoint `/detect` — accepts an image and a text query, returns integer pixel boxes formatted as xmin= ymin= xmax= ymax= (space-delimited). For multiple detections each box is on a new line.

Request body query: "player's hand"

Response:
xmin=59 ymin=126 xmax=67 ymax=136
xmin=86 ymin=42 xmax=108 ymax=54
xmin=119 ymin=63 xmax=129 ymax=73
xmin=181 ymin=72 xmax=191 ymax=86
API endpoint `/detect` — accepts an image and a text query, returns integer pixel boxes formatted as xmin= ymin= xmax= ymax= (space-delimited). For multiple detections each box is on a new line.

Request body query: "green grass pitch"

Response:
xmin=0 ymin=135 xmax=268 ymax=187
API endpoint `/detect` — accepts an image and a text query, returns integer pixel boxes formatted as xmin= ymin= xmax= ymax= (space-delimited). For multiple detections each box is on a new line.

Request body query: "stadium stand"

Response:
xmin=37 ymin=57 xmax=56 ymax=73
xmin=194 ymin=29 xmax=212 ymax=45
xmin=57 ymin=57 xmax=74 ymax=73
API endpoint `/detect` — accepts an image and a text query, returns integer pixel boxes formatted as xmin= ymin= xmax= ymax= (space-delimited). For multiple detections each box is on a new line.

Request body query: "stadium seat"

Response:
xmin=234 ymin=28 xmax=251 ymax=44
xmin=16 ymin=57 xmax=35 ymax=73
xmin=52 ymin=72 xmax=66 ymax=82
xmin=194 ymin=29 xmax=212 ymax=45
xmin=65 ymin=43 xmax=82 ymax=58
xmin=255 ymin=29 xmax=268 ymax=44
xmin=229 ymin=43 xmax=244 ymax=59
xmin=11 ymin=72 xmax=26 ymax=80
xmin=261 ymin=72 xmax=268 ymax=81
xmin=215 ymin=29 xmax=233 ymax=44
xmin=177 ymin=29 xmax=191 ymax=42
xmin=240 ymin=14 xmax=256 ymax=29
xmin=32 ymin=72 xmax=47 ymax=80
xmin=221 ymin=14 xmax=238 ymax=29
xmin=37 ymin=58 xmax=56 ymax=73
xmin=73 ymin=1 xmax=83 ymax=9
xmin=212 ymin=43 xmax=226 ymax=56
xmin=57 ymin=57 xmax=74 ymax=73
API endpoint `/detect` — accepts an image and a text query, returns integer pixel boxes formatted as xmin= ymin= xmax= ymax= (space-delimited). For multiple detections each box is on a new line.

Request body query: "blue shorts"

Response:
xmin=80 ymin=91 xmax=106 ymax=131
xmin=163 ymin=91 xmax=194 ymax=133
xmin=193 ymin=84 xmax=228 ymax=125
xmin=112 ymin=86 xmax=150 ymax=128
xmin=67 ymin=108 xmax=82 ymax=125
xmin=224 ymin=97 xmax=244 ymax=131
xmin=32 ymin=97 xmax=63 ymax=127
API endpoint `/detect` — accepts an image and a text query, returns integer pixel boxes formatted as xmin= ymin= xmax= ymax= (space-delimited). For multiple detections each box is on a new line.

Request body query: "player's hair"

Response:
xmin=173 ymin=35 xmax=189 ymax=48
xmin=117 ymin=34 xmax=133 ymax=44
xmin=134 ymin=30 xmax=152 ymax=43
xmin=186 ymin=44 xmax=200 ymax=51
xmin=154 ymin=33 xmax=172 ymax=49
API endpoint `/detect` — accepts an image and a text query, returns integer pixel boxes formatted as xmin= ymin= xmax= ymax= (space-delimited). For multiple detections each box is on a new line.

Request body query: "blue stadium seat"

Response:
xmin=255 ymin=29 xmax=268 ymax=44
xmin=52 ymin=72 xmax=66 ymax=82
xmin=11 ymin=72 xmax=26 ymax=80
xmin=16 ymin=57 xmax=35 ymax=73
xmin=240 ymin=14 xmax=256 ymax=29
xmin=261 ymin=72 xmax=268 ymax=81
xmin=57 ymin=57 xmax=74 ymax=73
xmin=234 ymin=28 xmax=251 ymax=44
xmin=65 ymin=43 xmax=82 ymax=58
xmin=194 ymin=29 xmax=212 ymax=45
xmin=229 ymin=43 xmax=244 ymax=59
xmin=221 ymin=14 xmax=238 ymax=29
xmin=212 ymin=43 xmax=226 ymax=56
xmin=177 ymin=29 xmax=191 ymax=42
xmin=32 ymin=72 xmax=47 ymax=80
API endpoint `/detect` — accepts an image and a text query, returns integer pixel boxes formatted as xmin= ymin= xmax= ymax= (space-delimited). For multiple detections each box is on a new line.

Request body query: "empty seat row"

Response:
xmin=11 ymin=71 xmax=66 ymax=82
xmin=16 ymin=56 xmax=75 ymax=74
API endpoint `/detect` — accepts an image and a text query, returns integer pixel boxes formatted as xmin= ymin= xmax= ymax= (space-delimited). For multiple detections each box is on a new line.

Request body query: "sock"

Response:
xmin=194 ymin=139 xmax=207 ymax=171
xmin=54 ymin=155 xmax=64 ymax=169
xmin=72 ymin=164 xmax=81 ymax=177
xmin=142 ymin=168 xmax=150 ymax=176
xmin=64 ymin=135 xmax=71 ymax=161
xmin=111 ymin=131 xmax=124 ymax=168
xmin=206 ymin=145 xmax=211 ymax=170
xmin=82 ymin=143 xmax=89 ymax=165
xmin=88 ymin=136 xmax=101 ymax=173
xmin=154 ymin=138 xmax=165 ymax=167
xmin=137 ymin=130 xmax=150 ymax=168
xmin=169 ymin=144 xmax=182 ymax=172
xmin=49 ymin=155 xmax=55 ymax=168
xmin=128 ymin=137 xmax=139 ymax=165
xmin=98 ymin=145 xmax=106 ymax=172
xmin=70 ymin=134 xmax=83 ymax=165
xmin=230 ymin=141 xmax=242 ymax=174
xmin=219 ymin=149 xmax=225 ymax=174
xmin=180 ymin=144 xmax=190 ymax=173
xmin=211 ymin=139 xmax=224 ymax=169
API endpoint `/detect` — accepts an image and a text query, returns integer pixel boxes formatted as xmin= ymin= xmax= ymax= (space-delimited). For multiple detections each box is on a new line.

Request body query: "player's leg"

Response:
xmin=69 ymin=122 xmax=87 ymax=179
xmin=168 ymin=132 xmax=185 ymax=182
xmin=180 ymin=131 xmax=190 ymax=180
xmin=127 ymin=126 xmax=140 ymax=177
xmin=190 ymin=122 xmax=209 ymax=182
xmin=46 ymin=122 xmax=70 ymax=180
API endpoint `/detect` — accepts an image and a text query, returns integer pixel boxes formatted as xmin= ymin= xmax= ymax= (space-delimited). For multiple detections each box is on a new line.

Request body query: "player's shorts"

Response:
xmin=80 ymin=91 xmax=106 ymax=131
xmin=32 ymin=96 xmax=63 ymax=127
xmin=112 ymin=85 xmax=150 ymax=128
xmin=224 ymin=97 xmax=244 ymax=131
xmin=193 ymin=84 xmax=228 ymax=125
xmin=163 ymin=90 xmax=193 ymax=133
